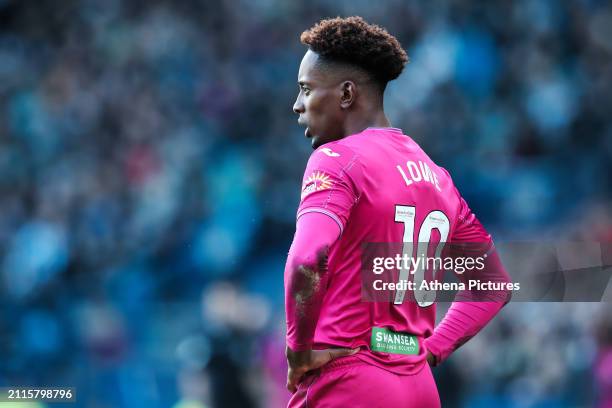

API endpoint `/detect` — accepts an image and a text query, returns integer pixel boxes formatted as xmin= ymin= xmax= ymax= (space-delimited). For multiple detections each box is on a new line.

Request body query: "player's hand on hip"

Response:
xmin=285 ymin=345 xmax=360 ymax=393
xmin=426 ymin=351 xmax=437 ymax=366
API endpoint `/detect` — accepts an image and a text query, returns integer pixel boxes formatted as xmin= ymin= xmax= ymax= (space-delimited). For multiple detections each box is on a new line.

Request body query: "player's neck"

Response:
xmin=343 ymin=109 xmax=391 ymax=137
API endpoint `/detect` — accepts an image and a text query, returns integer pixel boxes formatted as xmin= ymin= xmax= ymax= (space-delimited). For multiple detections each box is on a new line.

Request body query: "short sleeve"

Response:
xmin=297 ymin=145 xmax=360 ymax=234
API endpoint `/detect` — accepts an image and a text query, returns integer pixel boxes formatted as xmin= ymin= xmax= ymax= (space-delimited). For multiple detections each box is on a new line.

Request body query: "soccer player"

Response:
xmin=284 ymin=17 xmax=511 ymax=407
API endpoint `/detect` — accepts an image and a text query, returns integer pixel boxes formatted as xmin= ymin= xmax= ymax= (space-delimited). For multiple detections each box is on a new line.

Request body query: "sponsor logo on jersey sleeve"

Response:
xmin=301 ymin=171 xmax=333 ymax=199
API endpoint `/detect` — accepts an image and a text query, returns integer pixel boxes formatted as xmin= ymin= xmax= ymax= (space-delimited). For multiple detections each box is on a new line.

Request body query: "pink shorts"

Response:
xmin=287 ymin=355 xmax=440 ymax=408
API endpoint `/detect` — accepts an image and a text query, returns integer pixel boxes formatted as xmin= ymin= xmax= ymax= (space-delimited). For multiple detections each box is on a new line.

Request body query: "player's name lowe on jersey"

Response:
xmin=396 ymin=160 xmax=441 ymax=192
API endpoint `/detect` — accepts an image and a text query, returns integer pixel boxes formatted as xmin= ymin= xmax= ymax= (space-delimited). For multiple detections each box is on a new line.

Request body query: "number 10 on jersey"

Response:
xmin=394 ymin=205 xmax=450 ymax=307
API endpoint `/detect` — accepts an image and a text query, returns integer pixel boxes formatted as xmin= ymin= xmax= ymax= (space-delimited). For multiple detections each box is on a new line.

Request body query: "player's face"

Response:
xmin=293 ymin=50 xmax=344 ymax=149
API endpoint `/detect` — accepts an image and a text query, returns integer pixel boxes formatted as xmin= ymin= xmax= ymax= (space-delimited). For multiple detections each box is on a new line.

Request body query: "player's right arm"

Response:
xmin=284 ymin=211 xmax=358 ymax=392
xmin=284 ymin=145 xmax=361 ymax=392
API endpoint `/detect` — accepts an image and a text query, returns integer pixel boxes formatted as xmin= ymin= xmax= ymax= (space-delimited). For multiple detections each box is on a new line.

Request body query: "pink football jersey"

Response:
xmin=293 ymin=127 xmax=492 ymax=375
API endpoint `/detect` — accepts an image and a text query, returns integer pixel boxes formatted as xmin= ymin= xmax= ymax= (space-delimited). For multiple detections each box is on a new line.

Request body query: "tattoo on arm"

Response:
xmin=291 ymin=247 xmax=329 ymax=318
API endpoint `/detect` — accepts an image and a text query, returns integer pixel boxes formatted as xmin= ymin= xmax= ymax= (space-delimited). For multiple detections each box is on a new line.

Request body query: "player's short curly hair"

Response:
xmin=300 ymin=16 xmax=408 ymax=85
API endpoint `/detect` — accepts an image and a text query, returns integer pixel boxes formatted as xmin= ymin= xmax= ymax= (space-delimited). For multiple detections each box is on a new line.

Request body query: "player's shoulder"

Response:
xmin=405 ymin=140 xmax=457 ymax=190
xmin=435 ymin=165 xmax=453 ymax=184
xmin=433 ymin=165 xmax=468 ymax=218
xmin=433 ymin=163 xmax=460 ymax=196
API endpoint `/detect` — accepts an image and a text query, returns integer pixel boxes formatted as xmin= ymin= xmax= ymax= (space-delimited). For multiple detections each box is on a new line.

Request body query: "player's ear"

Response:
xmin=339 ymin=81 xmax=356 ymax=109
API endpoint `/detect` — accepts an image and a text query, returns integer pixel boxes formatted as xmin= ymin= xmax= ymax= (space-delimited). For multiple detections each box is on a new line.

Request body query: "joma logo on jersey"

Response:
xmin=320 ymin=147 xmax=340 ymax=157
xmin=301 ymin=171 xmax=333 ymax=198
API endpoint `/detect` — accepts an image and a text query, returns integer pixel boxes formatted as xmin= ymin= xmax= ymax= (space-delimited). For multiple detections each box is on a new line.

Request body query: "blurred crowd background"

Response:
xmin=0 ymin=0 xmax=611 ymax=407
